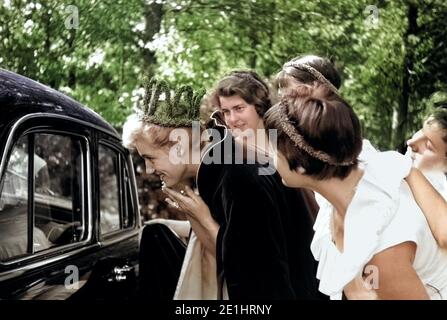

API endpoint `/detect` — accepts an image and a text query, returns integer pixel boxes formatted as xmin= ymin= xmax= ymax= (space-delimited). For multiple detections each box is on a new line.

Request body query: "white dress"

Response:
xmin=312 ymin=151 xmax=447 ymax=300
xmin=174 ymin=231 xmax=218 ymax=299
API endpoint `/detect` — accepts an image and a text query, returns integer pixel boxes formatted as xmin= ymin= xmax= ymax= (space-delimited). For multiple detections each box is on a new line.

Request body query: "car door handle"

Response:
xmin=107 ymin=265 xmax=134 ymax=283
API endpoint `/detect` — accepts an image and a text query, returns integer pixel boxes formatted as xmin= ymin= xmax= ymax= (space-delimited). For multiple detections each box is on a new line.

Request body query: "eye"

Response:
xmin=235 ymin=106 xmax=245 ymax=112
xmin=426 ymin=140 xmax=435 ymax=151
xmin=221 ymin=109 xmax=230 ymax=115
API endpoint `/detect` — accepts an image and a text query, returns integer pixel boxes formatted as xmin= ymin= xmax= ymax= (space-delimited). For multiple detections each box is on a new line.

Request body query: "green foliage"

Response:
xmin=140 ymin=77 xmax=204 ymax=127
xmin=0 ymin=0 xmax=144 ymax=126
xmin=1 ymin=0 xmax=446 ymax=148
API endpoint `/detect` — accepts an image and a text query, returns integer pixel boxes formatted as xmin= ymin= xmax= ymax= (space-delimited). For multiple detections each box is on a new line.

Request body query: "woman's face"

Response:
xmin=135 ymin=137 xmax=189 ymax=187
xmin=219 ymin=95 xmax=263 ymax=135
xmin=407 ymin=119 xmax=447 ymax=173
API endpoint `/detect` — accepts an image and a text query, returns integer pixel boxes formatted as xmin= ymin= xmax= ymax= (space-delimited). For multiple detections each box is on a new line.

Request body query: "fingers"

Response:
xmin=163 ymin=186 xmax=205 ymax=212
xmin=164 ymin=197 xmax=180 ymax=209
xmin=184 ymin=185 xmax=199 ymax=201
xmin=164 ymin=187 xmax=194 ymax=210
xmin=163 ymin=187 xmax=184 ymax=202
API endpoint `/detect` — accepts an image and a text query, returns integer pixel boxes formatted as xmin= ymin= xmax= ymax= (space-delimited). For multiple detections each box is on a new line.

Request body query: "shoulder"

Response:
xmin=222 ymin=162 xmax=279 ymax=189
xmin=366 ymin=151 xmax=412 ymax=176
xmin=362 ymin=151 xmax=413 ymax=199
xmin=358 ymin=139 xmax=378 ymax=162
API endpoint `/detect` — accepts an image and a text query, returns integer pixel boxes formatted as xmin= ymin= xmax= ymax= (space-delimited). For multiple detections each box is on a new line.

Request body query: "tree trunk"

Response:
xmin=392 ymin=3 xmax=418 ymax=152
xmin=247 ymin=4 xmax=258 ymax=69
xmin=67 ymin=29 xmax=76 ymax=88
xmin=142 ymin=2 xmax=164 ymax=77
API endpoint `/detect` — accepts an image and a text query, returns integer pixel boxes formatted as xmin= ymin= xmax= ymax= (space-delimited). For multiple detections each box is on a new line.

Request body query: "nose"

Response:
xmin=145 ymin=159 xmax=155 ymax=174
xmin=407 ymin=130 xmax=425 ymax=153
xmin=227 ymin=111 xmax=239 ymax=128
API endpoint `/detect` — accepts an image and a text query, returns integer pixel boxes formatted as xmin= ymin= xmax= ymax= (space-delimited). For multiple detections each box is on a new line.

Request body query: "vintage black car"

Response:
xmin=0 ymin=69 xmax=141 ymax=299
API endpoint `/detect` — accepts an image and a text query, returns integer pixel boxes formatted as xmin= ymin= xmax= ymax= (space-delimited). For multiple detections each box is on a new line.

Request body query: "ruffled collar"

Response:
xmin=311 ymin=151 xmax=412 ymax=299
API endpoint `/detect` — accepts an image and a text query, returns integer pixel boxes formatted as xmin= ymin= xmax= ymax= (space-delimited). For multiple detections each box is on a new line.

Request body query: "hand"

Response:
xmin=164 ymin=186 xmax=219 ymax=256
xmin=163 ymin=186 xmax=213 ymax=227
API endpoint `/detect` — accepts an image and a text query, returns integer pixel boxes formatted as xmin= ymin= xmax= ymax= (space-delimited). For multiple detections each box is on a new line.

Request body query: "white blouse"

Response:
xmin=423 ymin=171 xmax=447 ymax=200
xmin=312 ymin=151 xmax=447 ymax=300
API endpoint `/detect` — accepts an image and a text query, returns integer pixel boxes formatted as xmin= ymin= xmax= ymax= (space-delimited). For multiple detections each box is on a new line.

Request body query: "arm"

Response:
xmin=353 ymin=242 xmax=429 ymax=300
xmin=405 ymin=168 xmax=447 ymax=249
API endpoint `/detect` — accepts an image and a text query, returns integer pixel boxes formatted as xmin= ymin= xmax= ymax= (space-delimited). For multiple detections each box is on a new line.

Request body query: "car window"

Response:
xmin=0 ymin=133 xmax=86 ymax=262
xmin=0 ymin=136 xmax=29 ymax=261
xmin=34 ymin=134 xmax=85 ymax=250
xmin=98 ymin=145 xmax=121 ymax=236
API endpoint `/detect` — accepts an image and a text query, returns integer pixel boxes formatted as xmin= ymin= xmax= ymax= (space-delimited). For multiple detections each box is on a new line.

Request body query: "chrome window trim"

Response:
xmin=97 ymin=141 xmax=139 ymax=238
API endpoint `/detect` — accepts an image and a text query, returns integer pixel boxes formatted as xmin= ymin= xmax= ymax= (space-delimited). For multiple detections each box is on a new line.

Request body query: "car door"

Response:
xmin=0 ymin=115 xmax=139 ymax=299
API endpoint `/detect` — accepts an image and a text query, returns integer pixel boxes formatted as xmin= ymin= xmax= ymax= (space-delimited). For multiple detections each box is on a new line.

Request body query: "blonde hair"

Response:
xmin=122 ymin=114 xmax=174 ymax=150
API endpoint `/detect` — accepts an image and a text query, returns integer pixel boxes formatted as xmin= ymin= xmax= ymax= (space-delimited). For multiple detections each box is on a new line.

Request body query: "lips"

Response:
xmin=155 ymin=171 xmax=166 ymax=181
xmin=233 ymin=124 xmax=246 ymax=130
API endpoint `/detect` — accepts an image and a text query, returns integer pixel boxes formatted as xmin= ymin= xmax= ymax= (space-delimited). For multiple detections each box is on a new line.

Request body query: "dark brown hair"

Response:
xmin=265 ymin=84 xmax=363 ymax=180
xmin=427 ymin=106 xmax=447 ymax=155
xmin=275 ymin=55 xmax=341 ymax=96
xmin=211 ymin=70 xmax=271 ymax=117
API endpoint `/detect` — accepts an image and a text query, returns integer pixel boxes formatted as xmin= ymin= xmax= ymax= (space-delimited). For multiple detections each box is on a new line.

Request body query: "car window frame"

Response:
xmin=97 ymin=140 xmax=137 ymax=242
xmin=0 ymin=114 xmax=93 ymax=269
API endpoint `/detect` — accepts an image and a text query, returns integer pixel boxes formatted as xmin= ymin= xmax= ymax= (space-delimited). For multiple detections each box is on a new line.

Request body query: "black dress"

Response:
xmin=196 ymin=115 xmax=322 ymax=300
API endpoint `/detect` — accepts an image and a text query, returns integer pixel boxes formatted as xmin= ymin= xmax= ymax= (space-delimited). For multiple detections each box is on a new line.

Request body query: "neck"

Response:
xmin=174 ymin=164 xmax=200 ymax=191
xmin=187 ymin=163 xmax=201 ymax=180
xmin=309 ymin=167 xmax=364 ymax=216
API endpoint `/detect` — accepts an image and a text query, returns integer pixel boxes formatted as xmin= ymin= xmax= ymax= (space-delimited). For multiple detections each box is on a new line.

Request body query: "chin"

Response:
xmin=230 ymin=128 xmax=242 ymax=137
xmin=167 ymin=176 xmax=186 ymax=188
xmin=164 ymin=180 xmax=177 ymax=188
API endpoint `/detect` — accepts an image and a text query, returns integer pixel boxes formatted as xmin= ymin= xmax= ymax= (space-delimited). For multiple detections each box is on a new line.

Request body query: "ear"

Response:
xmin=176 ymin=143 xmax=185 ymax=157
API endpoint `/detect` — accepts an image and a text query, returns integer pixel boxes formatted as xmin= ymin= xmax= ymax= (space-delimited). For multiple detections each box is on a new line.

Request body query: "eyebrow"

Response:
xmin=221 ymin=104 xmax=244 ymax=111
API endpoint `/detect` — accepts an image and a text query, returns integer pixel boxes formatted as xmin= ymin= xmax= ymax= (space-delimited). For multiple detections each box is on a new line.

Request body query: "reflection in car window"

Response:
xmin=34 ymin=134 xmax=85 ymax=250
xmin=0 ymin=133 xmax=86 ymax=262
xmin=0 ymin=136 xmax=29 ymax=261
xmin=99 ymin=145 xmax=120 ymax=236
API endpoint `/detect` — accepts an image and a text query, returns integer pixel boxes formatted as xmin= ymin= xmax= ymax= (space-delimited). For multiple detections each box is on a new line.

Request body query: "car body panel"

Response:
xmin=0 ymin=69 xmax=140 ymax=300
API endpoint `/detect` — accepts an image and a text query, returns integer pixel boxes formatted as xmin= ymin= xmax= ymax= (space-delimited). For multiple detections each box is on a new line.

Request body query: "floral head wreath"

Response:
xmin=282 ymin=61 xmax=339 ymax=94
xmin=135 ymin=77 xmax=205 ymax=127
xmin=276 ymin=102 xmax=355 ymax=166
